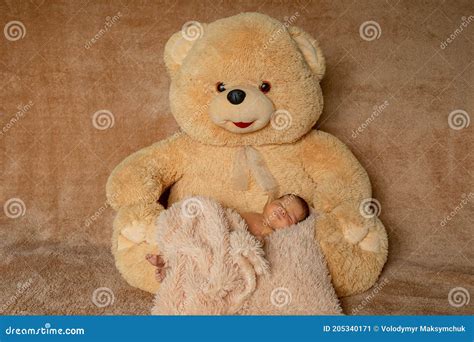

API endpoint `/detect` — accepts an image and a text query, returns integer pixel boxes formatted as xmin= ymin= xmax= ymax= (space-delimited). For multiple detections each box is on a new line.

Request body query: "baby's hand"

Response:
xmin=146 ymin=254 xmax=167 ymax=282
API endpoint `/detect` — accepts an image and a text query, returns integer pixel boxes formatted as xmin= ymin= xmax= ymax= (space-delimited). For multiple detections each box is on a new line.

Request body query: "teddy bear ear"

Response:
xmin=164 ymin=24 xmax=206 ymax=76
xmin=288 ymin=26 xmax=325 ymax=81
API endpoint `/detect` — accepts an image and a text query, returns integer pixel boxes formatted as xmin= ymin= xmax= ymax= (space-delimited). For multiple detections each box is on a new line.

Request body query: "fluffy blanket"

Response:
xmin=151 ymin=197 xmax=342 ymax=315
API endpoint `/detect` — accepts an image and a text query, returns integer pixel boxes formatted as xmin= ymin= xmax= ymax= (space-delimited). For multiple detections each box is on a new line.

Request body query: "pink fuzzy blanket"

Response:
xmin=151 ymin=197 xmax=342 ymax=315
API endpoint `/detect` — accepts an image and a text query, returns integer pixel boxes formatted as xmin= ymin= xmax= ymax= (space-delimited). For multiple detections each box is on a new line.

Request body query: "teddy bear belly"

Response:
xmin=167 ymin=163 xmax=314 ymax=213
xmin=167 ymin=174 xmax=269 ymax=213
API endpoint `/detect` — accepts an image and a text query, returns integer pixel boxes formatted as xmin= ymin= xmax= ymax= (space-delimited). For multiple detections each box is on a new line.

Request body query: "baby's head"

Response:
xmin=263 ymin=194 xmax=310 ymax=230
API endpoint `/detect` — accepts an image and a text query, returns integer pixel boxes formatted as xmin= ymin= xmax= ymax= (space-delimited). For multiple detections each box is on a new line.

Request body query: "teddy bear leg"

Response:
xmin=111 ymin=210 xmax=161 ymax=294
xmin=315 ymin=212 xmax=388 ymax=297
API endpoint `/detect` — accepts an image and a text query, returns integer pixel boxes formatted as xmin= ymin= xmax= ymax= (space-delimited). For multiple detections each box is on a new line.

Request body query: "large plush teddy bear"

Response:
xmin=106 ymin=12 xmax=388 ymax=297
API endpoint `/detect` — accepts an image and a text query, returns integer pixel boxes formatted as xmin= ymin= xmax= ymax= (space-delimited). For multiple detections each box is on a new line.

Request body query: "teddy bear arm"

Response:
xmin=300 ymin=130 xmax=372 ymax=212
xmin=300 ymin=136 xmax=377 ymax=246
xmin=106 ymin=132 xmax=185 ymax=210
xmin=300 ymin=131 xmax=388 ymax=295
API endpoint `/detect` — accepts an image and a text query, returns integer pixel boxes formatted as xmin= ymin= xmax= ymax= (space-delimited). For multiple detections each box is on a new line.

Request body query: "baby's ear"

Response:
xmin=164 ymin=22 xmax=206 ymax=77
xmin=288 ymin=26 xmax=325 ymax=81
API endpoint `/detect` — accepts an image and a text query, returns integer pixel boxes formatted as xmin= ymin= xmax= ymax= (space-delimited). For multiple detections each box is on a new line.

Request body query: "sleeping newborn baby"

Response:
xmin=146 ymin=193 xmax=310 ymax=281
xmin=242 ymin=193 xmax=310 ymax=241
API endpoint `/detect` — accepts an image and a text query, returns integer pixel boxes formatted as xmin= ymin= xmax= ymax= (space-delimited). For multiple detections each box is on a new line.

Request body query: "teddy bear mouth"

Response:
xmin=232 ymin=121 xmax=254 ymax=128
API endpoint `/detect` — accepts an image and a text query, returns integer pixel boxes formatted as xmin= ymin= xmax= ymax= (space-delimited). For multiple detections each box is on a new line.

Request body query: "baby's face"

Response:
xmin=263 ymin=196 xmax=307 ymax=230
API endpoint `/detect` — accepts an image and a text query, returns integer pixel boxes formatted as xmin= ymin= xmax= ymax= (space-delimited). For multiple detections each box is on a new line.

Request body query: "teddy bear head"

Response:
xmin=164 ymin=12 xmax=325 ymax=146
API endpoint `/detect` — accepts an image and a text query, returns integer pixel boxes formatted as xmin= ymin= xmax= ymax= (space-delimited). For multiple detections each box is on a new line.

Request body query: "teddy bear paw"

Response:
xmin=340 ymin=218 xmax=369 ymax=245
xmin=121 ymin=221 xmax=147 ymax=244
xmin=359 ymin=231 xmax=381 ymax=253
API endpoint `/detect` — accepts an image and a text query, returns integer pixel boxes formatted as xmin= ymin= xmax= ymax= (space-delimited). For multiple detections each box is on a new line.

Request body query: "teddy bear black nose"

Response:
xmin=227 ymin=89 xmax=246 ymax=105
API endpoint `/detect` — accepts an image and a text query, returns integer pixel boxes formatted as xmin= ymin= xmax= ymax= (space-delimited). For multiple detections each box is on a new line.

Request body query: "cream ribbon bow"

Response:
xmin=231 ymin=146 xmax=279 ymax=200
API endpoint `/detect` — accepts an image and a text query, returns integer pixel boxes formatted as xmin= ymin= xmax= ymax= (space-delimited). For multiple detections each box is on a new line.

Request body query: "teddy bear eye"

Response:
xmin=216 ymin=82 xmax=226 ymax=92
xmin=259 ymin=81 xmax=271 ymax=93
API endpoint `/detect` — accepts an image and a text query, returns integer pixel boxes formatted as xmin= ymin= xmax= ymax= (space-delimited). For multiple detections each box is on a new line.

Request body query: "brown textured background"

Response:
xmin=0 ymin=0 xmax=472 ymax=315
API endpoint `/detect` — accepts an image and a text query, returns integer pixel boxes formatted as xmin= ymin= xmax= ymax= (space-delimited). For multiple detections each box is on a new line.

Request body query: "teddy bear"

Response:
xmin=106 ymin=12 xmax=388 ymax=297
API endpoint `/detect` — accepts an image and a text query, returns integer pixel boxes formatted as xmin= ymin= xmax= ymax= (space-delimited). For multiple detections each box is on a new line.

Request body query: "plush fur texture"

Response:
xmin=243 ymin=211 xmax=342 ymax=315
xmin=106 ymin=12 xmax=388 ymax=297
xmin=152 ymin=196 xmax=269 ymax=315
xmin=151 ymin=197 xmax=341 ymax=315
